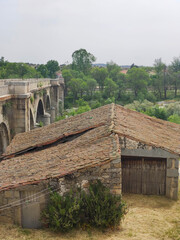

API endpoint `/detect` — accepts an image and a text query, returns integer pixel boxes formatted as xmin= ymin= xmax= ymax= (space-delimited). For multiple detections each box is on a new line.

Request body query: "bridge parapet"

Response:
xmin=0 ymin=78 xmax=64 ymax=96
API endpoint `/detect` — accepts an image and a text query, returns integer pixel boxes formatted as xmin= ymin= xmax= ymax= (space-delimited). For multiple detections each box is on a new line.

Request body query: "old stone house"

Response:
xmin=0 ymin=104 xmax=179 ymax=228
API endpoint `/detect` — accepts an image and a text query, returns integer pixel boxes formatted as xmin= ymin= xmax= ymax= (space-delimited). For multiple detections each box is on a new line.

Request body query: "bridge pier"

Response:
xmin=0 ymin=77 xmax=64 ymax=154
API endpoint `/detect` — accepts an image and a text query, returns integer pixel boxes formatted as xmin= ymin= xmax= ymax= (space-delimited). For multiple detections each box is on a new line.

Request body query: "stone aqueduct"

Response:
xmin=0 ymin=77 xmax=64 ymax=155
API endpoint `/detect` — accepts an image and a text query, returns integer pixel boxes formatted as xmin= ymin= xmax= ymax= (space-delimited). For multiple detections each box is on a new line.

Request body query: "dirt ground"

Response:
xmin=0 ymin=190 xmax=180 ymax=240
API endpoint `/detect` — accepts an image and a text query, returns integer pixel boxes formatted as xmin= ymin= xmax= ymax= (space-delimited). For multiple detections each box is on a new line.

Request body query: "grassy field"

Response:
xmin=0 ymin=190 xmax=180 ymax=240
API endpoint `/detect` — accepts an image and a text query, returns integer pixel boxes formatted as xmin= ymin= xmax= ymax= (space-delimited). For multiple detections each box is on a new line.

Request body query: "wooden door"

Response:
xmin=122 ymin=156 xmax=166 ymax=195
xmin=21 ymin=191 xmax=41 ymax=229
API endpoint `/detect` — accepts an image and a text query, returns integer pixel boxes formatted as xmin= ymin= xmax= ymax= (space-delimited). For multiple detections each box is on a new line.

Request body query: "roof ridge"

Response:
xmin=109 ymin=103 xmax=115 ymax=133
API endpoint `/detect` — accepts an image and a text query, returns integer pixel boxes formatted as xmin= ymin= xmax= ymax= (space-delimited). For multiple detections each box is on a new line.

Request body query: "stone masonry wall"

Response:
xmin=166 ymin=158 xmax=179 ymax=200
xmin=0 ymin=182 xmax=48 ymax=226
xmin=52 ymin=159 xmax=121 ymax=196
xmin=0 ymin=158 xmax=121 ymax=226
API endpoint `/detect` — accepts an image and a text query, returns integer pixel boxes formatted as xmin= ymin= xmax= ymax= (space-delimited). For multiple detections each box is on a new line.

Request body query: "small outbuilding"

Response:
xmin=0 ymin=104 xmax=179 ymax=228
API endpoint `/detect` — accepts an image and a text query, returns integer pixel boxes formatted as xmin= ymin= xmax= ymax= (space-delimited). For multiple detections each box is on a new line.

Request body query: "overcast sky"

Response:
xmin=0 ymin=0 xmax=180 ymax=66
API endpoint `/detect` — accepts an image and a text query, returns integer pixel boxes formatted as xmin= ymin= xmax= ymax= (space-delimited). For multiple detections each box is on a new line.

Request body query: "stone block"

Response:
xmin=112 ymin=163 xmax=121 ymax=168
xmin=167 ymin=169 xmax=178 ymax=177
xmin=172 ymin=188 xmax=178 ymax=201
xmin=13 ymin=191 xmax=20 ymax=198
xmin=112 ymin=159 xmax=121 ymax=164
xmin=4 ymin=191 xmax=12 ymax=198
xmin=0 ymin=216 xmax=13 ymax=224
xmin=172 ymin=177 xmax=179 ymax=188
xmin=175 ymin=159 xmax=179 ymax=169
xmin=166 ymin=177 xmax=172 ymax=189
xmin=167 ymin=158 xmax=172 ymax=169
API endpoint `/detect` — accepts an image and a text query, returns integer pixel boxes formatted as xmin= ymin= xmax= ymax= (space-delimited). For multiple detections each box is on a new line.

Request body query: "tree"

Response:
xmin=37 ymin=64 xmax=49 ymax=78
xmin=68 ymin=78 xmax=86 ymax=101
xmin=91 ymin=67 xmax=108 ymax=91
xmin=127 ymin=67 xmax=149 ymax=97
xmin=106 ymin=61 xmax=121 ymax=82
xmin=62 ymin=69 xmax=73 ymax=96
xmin=116 ymin=73 xmax=127 ymax=100
xmin=153 ymin=58 xmax=167 ymax=99
xmin=85 ymin=77 xmax=97 ymax=97
xmin=104 ymin=78 xmax=118 ymax=98
xmin=72 ymin=49 xmax=96 ymax=74
xmin=46 ymin=60 xmax=60 ymax=78
xmin=169 ymin=57 xmax=180 ymax=97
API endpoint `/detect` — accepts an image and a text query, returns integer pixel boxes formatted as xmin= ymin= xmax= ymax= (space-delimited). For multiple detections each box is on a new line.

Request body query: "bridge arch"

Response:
xmin=0 ymin=122 xmax=9 ymax=155
xmin=36 ymin=99 xmax=45 ymax=124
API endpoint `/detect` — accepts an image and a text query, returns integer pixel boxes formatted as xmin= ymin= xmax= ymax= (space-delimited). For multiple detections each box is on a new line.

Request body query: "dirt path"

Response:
xmin=0 ymin=192 xmax=180 ymax=240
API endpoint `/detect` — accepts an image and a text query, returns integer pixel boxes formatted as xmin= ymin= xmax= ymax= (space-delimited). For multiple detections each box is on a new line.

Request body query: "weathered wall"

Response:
xmin=53 ymin=159 xmax=121 ymax=196
xmin=0 ymin=158 xmax=121 ymax=227
xmin=166 ymin=157 xmax=179 ymax=200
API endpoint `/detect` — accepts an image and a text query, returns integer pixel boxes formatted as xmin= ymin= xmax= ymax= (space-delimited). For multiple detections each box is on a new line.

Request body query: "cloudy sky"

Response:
xmin=0 ymin=0 xmax=180 ymax=66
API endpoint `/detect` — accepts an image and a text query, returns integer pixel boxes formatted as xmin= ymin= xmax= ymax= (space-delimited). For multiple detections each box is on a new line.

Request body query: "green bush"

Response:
xmin=42 ymin=190 xmax=81 ymax=232
xmin=42 ymin=181 xmax=127 ymax=232
xmin=81 ymin=181 xmax=127 ymax=229
xmin=143 ymin=105 xmax=168 ymax=120
xmin=168 ymin=114 xmax=180 ymax=124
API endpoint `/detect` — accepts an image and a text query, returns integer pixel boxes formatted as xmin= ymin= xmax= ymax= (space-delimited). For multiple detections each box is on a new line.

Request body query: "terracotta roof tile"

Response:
xmin=0 ymin=126 xmax=119 ymax=191
xmin=5 ymin=104 xmax=113 ymax=156
xmin=114 ymin=104 xmax=180 ymax=155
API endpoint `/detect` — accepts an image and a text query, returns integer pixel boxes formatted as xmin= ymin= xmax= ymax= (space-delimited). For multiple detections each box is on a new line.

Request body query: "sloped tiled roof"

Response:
xmin=5 ymin=104 xmax=113 ymax=157
xmin=0 ymin=103 xmax=179 ymax=191
xmin=4 ymin=103 xmax=180 ymax=157
xmin=114 ymin=104 xmax=180 ymax=155
xmin=0 ymin=126 xmax=120 ymax=191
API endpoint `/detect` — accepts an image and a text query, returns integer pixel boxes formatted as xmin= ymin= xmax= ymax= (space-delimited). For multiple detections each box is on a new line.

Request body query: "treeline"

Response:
xmin=0 ymin=57 xmax=60 ymax=79
xmin=62 ymin=49 xmax=180 ymax=110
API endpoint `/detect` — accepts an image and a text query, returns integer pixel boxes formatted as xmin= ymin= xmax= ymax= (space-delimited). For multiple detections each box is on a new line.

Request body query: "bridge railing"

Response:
xmin=0 ymin=78 xmax=64 ymax=96
xmin=0 ymin=85 xmax=9 ymax=97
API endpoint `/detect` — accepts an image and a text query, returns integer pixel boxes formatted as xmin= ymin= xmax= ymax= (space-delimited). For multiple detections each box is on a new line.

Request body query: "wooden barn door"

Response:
xmin=122 ymin=156 xmax=166 ymax=195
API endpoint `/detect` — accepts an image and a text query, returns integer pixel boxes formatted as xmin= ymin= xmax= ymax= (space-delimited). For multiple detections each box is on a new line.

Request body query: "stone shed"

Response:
xmin=0 ymin=103 xmax=179 ymax=228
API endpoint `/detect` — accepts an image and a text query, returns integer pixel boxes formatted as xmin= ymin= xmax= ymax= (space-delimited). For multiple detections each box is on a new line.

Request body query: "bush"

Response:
xmin=90 ymin=100 xmax=102 ymax=109
xmin=143 ymin=105 xmax=168 ymax=120
xmin=42 ymin=190 xmax=81 ymax=232
xmin=42 ymin=181 xmax=127 ymax=232
xmin=81 ymin=181 xmax=127 ymax=229
xmin=168 ymin=114 xmax=180 ymax=124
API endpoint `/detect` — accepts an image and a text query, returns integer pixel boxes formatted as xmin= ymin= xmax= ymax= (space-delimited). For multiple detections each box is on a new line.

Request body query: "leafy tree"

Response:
xmin=168 ymin=57 xmax=180 ymax=97
xmin=91 ymin=67 xmax=108 ymax=91
xmin=126 ymin=67 xmax=149 ymax=97
xmin=68 ymin=78 xmax=86 ymax=101
xmin=106 ymin=61 xmax=121 ymax=82
xmin=72 ymin=49 xmax=96 ymax=74
xmin=37 ymin=64 xmax=49 ymax=78
xmin=85 ymin=77 xmax=97 ymax=97
xmin=62 ymin=69 xmax=73 ymax=96
xmin=46 ymin=60 xmax=60 ymax=78
xmin=116 ymin=73 xmax=126 ymax=100
xmin=153 ymin=58 xmax=167 ymax=99
xmin=104 ymin=78 xmax=118 ymax=98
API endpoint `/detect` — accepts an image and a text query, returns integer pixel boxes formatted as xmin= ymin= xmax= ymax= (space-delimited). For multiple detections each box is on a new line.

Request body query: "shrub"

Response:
xmin=143 ymin=105 xmax=168 ymax=120
xmin=42 ymin=190 xmax=81 ymax=232
xmin=81 ymin=181 xmax=127 ymax=229
xmin=168 ymin=114 xmax=180 ymax=124
xmin=42 ymin=181 xmax=127 ymax=232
